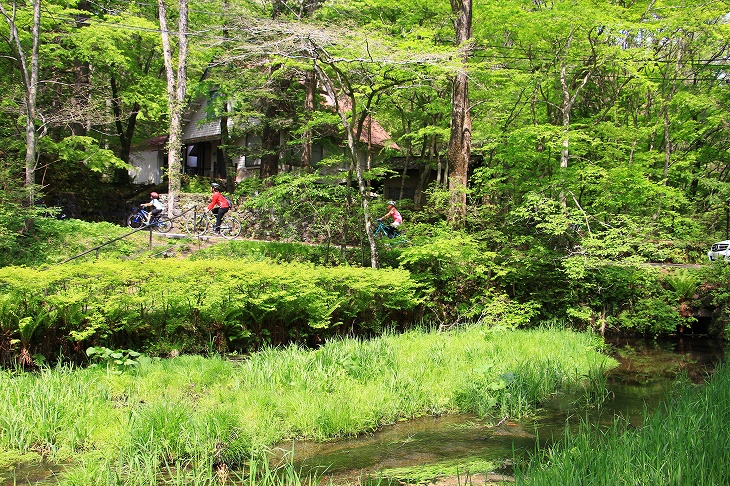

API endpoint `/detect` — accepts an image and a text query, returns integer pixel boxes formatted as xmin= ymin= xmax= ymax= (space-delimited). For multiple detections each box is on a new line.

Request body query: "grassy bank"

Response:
xmin=0 ymin=326 xmax=613 ymax=485
xmin=517 ymin=359 xmax=730 ymax=485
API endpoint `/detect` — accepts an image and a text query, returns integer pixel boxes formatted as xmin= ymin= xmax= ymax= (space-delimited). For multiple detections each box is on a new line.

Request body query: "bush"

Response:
xmin=0 ymin=259 xmax=422 ymax=366
xmin=398 ymin=225 xmax=496 ymax=321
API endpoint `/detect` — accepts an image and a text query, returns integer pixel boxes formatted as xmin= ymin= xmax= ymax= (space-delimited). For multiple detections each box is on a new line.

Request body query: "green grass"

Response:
xmin=188 ymin=238 xmax=360 ymax=266
xmin=3 ymin=217 xmax=191 ymax=267
xmin=363 ymin=458 xmax=500 ymax=485
xmin=0 ymin=326 xmax=614 ymax=484
xmin=516 ymin=361 xmax=730 ymax=485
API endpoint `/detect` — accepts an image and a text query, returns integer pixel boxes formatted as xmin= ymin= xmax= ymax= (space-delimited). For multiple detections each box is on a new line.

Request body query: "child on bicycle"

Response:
xmin=140 ymin=192 xmax=163 ymax=225
xmin=377 ymin=200 xmax=403 ymax=238
xmin=205 ymin=183 xmax=230 ymax=234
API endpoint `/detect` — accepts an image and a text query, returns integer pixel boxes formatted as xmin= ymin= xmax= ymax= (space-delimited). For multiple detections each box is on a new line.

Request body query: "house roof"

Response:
xmin=150 ymin=88 xmax=399 ymax=151
xmin=132 ymin=134 xmax=168 ymax=150
xmin=321 ymin=93 xmax=399 ymax=150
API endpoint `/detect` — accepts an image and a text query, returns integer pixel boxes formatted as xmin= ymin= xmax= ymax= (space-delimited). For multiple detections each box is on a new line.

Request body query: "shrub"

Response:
xmin=0 ymin=259 xmax=422 ymax=365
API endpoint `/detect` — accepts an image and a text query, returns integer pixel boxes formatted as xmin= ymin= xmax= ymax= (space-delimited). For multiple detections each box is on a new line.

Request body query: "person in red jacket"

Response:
xmin=205 ymin=183 xmax=230 ymax=234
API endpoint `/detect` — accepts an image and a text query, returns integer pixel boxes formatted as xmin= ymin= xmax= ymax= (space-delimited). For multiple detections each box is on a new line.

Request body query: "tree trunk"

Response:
xmin=301 ymin=68 xmax=315 ymax=172
xmin=111 ymin=77 xmax=138 ymax=164
xmin=557 ymin=31 xmax=592 ymax=208
xmin=558 ymin=58 xmax=571 ymax=208
xmin=259 ymin=123 xmax=279 ymax=181
xmin=158 ymin=0 xmax=188 ymax=215
xmin=415 ymin=163 xmax=431 ymax=210
xmin=301 ymin=0 xmax=319 ymax=17
xmin=447 ymin=0 xmax=472 ymax=228
xmin=314 ymin=62 xmax=379 ymax=268
xmin=221 ymin=113 xmax=234 ymax=186
xmin=272 ymin=0 xmax=285 ymax=19
xmin=1 ymin=0 xmax=41 ymax=203
xmin=70 ymin=2 xmax=91 ymax=137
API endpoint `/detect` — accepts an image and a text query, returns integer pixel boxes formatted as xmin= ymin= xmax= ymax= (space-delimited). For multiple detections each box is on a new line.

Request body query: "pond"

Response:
xmin=274 ymin=335 xmax=725 ymax=483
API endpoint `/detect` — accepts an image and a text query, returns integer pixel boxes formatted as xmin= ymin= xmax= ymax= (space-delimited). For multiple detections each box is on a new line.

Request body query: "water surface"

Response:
xmin=279 ymin=336 xmax=725 ymax=481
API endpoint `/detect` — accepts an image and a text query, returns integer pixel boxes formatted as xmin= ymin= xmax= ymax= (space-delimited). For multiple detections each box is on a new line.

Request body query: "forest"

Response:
xmin=1 ymin=0 xmax=730 ymax=355
xmin=2 ymin=1 xmax=730 ymax=483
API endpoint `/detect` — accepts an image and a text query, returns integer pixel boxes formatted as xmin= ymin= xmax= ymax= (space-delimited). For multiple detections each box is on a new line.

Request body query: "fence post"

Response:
xmin=195 ymin=209 xmax=202 ymax=249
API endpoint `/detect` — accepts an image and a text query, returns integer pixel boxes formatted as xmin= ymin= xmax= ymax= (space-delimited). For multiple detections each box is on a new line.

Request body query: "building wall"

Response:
xmin=182 ymin=98 xmax=221 ymax=142
xmin=129 ymin=149 xmax=162 ymax=184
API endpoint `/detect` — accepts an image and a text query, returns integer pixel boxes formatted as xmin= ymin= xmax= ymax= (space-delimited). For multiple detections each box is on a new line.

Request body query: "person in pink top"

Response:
xmin=205 ymin=183 xmax=230 ymax=234
xmin=378 ymin=200 xmax=403 ymax=238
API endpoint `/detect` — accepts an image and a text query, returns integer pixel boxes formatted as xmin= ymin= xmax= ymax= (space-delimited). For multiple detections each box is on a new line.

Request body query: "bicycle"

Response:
xmin=374 ymin=219 xmax=407 ymax=242
xmin=127 ymin=207 xmax=173 ymax=233
xmin=184 ymin=208 xmax=242 ymax=239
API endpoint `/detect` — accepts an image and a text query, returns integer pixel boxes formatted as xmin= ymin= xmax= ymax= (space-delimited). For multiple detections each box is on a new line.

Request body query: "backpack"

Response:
xmin=223 ymin=195 xmax=234 ymax=210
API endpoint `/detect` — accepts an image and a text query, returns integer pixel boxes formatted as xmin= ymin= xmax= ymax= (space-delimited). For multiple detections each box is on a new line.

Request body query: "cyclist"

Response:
xmin=140 ymin=192 xmax=163 ymax=225
xmin=377 ymin=200 xmax=403 ymax=238
xmin=205 ymin=183 xmax=230 ymax=234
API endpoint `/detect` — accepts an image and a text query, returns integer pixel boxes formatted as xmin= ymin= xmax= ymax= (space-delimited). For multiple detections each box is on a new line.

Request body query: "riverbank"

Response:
xmin=0 ymin=326 xmax=613 ymax=485
xmin=513 ymin=355 xmax=730 ymax=485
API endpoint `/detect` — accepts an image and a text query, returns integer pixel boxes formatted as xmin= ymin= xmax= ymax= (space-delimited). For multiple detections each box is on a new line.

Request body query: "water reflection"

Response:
xmin=281 ymin=336 xmax=725 ymax=480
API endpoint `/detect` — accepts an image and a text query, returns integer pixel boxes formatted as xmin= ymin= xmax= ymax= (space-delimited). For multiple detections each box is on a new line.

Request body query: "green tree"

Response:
xmin=1 ymin=0 xmax=41 ymax=202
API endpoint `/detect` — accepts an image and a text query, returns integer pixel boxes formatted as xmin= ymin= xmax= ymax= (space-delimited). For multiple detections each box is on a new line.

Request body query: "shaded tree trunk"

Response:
xmin=301 ymin=68 xmax=316 ymax=172
xmin=221 ymin=112 xmax=234 ymax=186
xmin=70 ymin=0 xmax=91 ymax=137
xmin=259 ymin=122 xmax=279 ymax=181
xmin=447 ymin=0 xmax=472 ymax=228
xmin=111 ymin=76 xmax=138 ymax=164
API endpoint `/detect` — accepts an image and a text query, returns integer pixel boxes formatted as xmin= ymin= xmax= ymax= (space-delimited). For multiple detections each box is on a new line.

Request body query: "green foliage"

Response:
xmin=469 ymin=291 xmax=542 ymax=330
xmin=399 ymin=225 xmax=496 ymax=320
xmin=664 ymin=268 xmax=700 ymax=301
xmin=86 ymin=346 xmax=153 ymax=374
xmin=191 ymin=239 xmax=360 ymax=267
xmin=0 ymin=218 xmax=142 ymax=268
xmin=0 ymin=0 xmax=725 ymax=362
xmin=615 ymin=295 xmax=682 ymax=335
xmin=0 ymin=259 xmax=422 ymax=364
xmin=0 ymin=159 xmax=45 ymax=256
xmin=41 ymin=137 xmax=130 ymax=173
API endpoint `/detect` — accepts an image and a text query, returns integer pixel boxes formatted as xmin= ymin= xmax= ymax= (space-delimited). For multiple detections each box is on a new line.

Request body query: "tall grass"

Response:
xmin=0 ymin=326 xmax=614 ymax=484
xmin=516 ymin=362 xmax=730 ymax=485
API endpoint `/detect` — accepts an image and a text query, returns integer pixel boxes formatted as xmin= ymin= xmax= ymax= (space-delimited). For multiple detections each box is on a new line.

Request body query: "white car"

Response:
xmin=708 ymin=240 xmax=730 ymax=261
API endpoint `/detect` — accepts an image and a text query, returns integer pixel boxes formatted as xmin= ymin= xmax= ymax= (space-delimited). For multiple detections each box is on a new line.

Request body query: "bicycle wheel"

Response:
xmin=191 ymin=215 xmax=208 ymax=236
xmin=220 ymin=216 xmax=242 ymax=239
xmin=183 ymin=216 xmax=197 ymax=235
xmin=127 ymin=213 xmax=144 ymax=229
xmin=155 ymin=216 xmax=173 ymax=233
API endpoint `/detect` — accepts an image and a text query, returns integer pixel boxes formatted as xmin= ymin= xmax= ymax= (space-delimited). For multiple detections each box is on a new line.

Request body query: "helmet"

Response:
xmin=387 ymin=200 xmax=396 ymax=206
xmin=150 ymin=192 xmax=159 ymax=198
xmin=211 ymin=183 xmax=220 ymax=191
